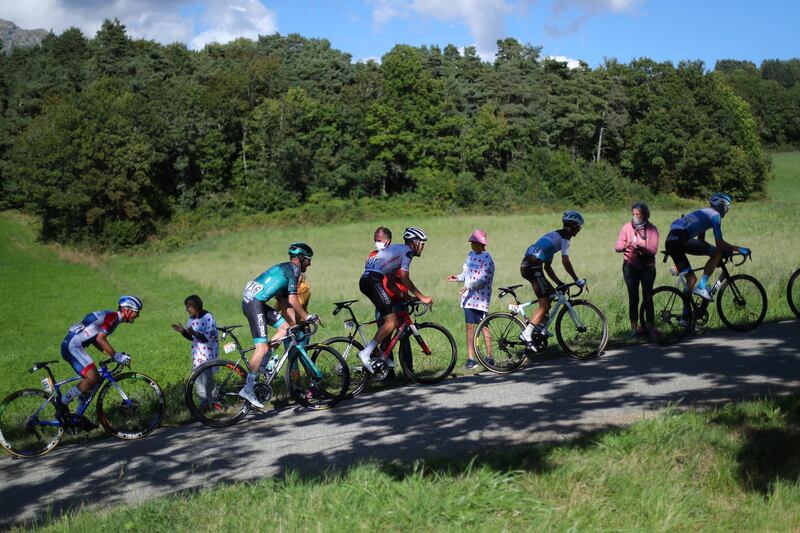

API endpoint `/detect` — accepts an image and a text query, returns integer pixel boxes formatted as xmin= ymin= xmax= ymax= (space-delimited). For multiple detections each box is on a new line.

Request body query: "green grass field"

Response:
xmin=1 ymin=153 xmax=799 ymax=416
xmin=16 ymin=394 xmax=800 ymax=531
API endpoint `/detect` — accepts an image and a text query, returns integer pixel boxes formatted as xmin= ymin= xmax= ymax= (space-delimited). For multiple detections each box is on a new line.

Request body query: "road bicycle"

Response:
xmin=473 ymin=282 xmax=608 ymax=374
xmin=644 ymin=251 xmax=767 ymax=344
xmin=319 ymin=299 xmax=457 ymax=397
xmin=788 ymin=267 xmax=800 ymax=318
xmin=184 ymin=319 xmax=349 ymax=428
xmin=0 ymin=358 xmax=165 ymax=458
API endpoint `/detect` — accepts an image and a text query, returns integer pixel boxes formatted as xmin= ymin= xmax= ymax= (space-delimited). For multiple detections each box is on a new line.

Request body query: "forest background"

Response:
xmin=1 ymin=19 xmax=799 ymax=249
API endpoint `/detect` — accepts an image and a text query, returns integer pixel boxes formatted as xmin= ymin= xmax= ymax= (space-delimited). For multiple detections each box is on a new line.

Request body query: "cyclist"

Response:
xmin=59 ymin=296 xmax=142 ymax=425
xmin=240 ymin=242 xmax=318 ymax=408
xmin=519 ymin=211 xmax=587 ymax=347
xmin=665 ymin=193 xmax=750 ymax=301
xmin=358 ymin=227 xmax=433 ymax=373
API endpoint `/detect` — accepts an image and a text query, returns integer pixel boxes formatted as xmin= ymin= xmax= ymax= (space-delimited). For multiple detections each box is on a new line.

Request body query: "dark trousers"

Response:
xmin=623 ymin=263 xmax=656 ymax=325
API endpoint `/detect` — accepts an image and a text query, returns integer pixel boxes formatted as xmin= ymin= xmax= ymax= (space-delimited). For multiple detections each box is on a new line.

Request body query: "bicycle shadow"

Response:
xmin=0 ymin=320 xmax=797 ymax=528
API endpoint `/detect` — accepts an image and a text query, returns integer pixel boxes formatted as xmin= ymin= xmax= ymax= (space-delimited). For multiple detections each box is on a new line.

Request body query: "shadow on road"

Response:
xmin=1 ymin=320 xmax=797 ymax=527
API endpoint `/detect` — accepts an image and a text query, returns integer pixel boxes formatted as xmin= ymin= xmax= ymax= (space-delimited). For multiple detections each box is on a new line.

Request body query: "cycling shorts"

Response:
xmin=241 ymin=299 xmax=285 ymax=344
xmin=60 ymin=334 xmax=97 ymax=376
xmin=665 ymin=229 xmax=716 ymax=274
xmin=520 ymin=256 xmax=553 ymax=299
xmin=360 ymin=271 xmax=394 ymax=318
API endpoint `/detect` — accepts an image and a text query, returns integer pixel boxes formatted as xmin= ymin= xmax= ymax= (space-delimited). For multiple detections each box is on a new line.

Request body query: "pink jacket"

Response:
xmin=615 ymin=222 xmax=659 ymax=268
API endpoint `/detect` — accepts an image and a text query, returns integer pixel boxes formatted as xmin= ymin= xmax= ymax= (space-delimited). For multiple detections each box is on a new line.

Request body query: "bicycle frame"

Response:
xmin=503 ymin=285 xmax=589 ymax=335
xmin=333 ymin=301 xmax=429 ymax=359
xmin=669 ymin=253 xmax=747 ymax=311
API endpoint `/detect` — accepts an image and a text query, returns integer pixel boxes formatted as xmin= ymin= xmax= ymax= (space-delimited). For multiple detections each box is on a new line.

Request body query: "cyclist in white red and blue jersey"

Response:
xmin=357 ymin=227 xmax=433 ymax=373
xmin=59 ymin=296 xmax=142 ymax=418
xmin=238 ymin=242 xmax=319 ymax=408
xmin=519 ymin=211 xmax=587 ymax=348
xmin=665 ymin=193 xmax=750 ymax=301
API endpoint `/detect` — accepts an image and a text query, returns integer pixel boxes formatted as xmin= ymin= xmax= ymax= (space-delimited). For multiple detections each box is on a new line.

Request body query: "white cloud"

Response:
xmin=0 ymin=0 xmax=277 ymax=49
xmin=546 ymin=55 xmax=582 ymax=69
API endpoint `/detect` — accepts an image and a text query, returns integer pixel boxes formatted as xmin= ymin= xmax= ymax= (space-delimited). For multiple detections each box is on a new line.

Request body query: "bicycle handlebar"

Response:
xmin=722 ymin=250 xmax=751 ymax=267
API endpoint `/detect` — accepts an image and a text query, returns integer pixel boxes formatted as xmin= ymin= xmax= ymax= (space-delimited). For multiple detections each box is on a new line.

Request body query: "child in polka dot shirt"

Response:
xmin=172 ymin=295 xmax=219 ymax=410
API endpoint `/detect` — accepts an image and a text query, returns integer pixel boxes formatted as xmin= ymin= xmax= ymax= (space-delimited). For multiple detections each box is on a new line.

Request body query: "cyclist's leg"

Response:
xmin=686 ymin=239 xmax=717 ymax=297
xmin=359 ymin=272 xmax=397 ymax=359
xmin=520 ymin=256 xmax=552 ymax=339
xmin=60 ymin=338 xmax=99 ymax=406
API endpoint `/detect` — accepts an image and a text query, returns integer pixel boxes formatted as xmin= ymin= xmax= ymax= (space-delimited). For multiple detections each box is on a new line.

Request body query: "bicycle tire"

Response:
xmin=286 ymin=344 xmax=350 ymax=410
xmin=185 ymin=359 xmax=250 ymax=428
xmin=97 ymin=372 xmax=165 ymax=439
xmin=555 ymin=300 xmax=608 ymax=360
xmin=716 ymin=274 xmax=768 ymax=332
xmin=0 ymin=389 xmax=64 ymax=458
xmin=319 ymin=336 xmax=368 ymax=397
xmin=642 ymin=286 xmax=694 ymax=345
xmin=473 ymin=312 xmax=528 ymax=373
xmin=787 ymin=268 xmax=800 ymax=318
xmin=399 ymin=322 xmax=457 ymax=384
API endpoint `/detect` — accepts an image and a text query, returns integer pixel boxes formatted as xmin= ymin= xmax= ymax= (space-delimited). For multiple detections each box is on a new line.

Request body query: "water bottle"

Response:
xmin=265 ymin=353 xmax=279 ymax=372
xmin=41 ymin=377 xmax=53 ymax=394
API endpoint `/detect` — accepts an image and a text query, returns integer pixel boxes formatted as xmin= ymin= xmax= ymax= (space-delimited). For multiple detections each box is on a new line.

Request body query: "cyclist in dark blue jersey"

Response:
xmin=665 ymin=193 xmax=750 ymax=301
xmin=239 ymin=242 xmax=318 ymax=408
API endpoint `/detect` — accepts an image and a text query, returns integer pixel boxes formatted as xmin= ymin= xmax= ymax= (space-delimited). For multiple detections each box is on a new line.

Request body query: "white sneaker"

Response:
xmin=238 ymin=387 xmax=264 ymax=409
xmin=384 ymin=357 xmax=397 ymax=368
xmin=692 ymin=286 xmax=713 ymax=301
xmin=519 ymin=331 xmax=533 ymax=344
xmin=358 ymin=350 xmax=375 ymax=374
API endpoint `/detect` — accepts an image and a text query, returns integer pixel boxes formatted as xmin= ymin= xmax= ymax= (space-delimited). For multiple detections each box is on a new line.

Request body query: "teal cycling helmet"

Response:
xmin=562 ymin=210 xmax=585 ymax=226
xmin=118 ymin=295 xmax=143 ymax=312
xmin=709 ymin=192 xmax=732 ymax=207
xmin=288 ymin=242 xmax=313 ymax=259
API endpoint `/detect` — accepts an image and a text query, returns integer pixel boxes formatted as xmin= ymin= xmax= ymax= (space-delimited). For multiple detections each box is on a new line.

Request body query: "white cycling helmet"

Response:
xmin=118 ymin=295 xmax=143 ymax=312
xmin=403 ymin=227 xmax=428 ymax=242
xmin=562 ymin=210 xmax=585 ymax=226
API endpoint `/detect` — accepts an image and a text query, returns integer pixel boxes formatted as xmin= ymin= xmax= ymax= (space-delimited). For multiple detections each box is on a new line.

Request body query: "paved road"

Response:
xmin=1 ymin=320 xmax=798 ymax=527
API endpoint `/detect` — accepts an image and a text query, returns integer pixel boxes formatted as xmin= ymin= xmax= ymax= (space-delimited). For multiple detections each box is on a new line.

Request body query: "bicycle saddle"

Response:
xmin=332 ymin=300 xmax=359 ymax=315
xmin=218 ymin=325 xmax=242 ymax=334
xmin=29 ymin=360 xmax=59 ymax=373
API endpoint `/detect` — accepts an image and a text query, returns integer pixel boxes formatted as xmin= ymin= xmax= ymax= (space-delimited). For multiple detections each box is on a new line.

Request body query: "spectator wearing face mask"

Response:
xmin=615 ymin=202 xmax=659 ymax=339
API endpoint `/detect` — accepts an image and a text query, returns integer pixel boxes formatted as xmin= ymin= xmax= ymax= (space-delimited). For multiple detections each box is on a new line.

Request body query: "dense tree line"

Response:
xmin=0 ymin=19 xmax=778 ymax=248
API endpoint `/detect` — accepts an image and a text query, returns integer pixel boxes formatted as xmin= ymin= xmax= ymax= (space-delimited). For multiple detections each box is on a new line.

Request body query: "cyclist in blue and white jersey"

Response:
xmin=665 ymin=193 xmax=750 ymax=301
xmin=519 ymin=211 xmax=587 ymax=347
xmin=357 ymin=227 xmax=433 ymax=373
xmin=239 ymin=242 xmax=318 ymax=408
xmin=59 ymin=296 xmax=142 ymax=418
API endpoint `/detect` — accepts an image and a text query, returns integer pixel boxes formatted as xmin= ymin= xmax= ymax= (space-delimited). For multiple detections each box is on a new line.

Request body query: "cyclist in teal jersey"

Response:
xmin=239 ymin=242 xmax=318 ymax=407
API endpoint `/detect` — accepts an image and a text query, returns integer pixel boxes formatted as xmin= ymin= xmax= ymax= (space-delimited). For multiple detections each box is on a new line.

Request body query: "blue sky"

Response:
xmin=2 ymin=0 xmax=797 ymax=68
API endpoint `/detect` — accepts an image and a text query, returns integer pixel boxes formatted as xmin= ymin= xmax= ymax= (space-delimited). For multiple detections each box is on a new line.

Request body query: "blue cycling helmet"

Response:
xmin=118 ymin=295 xmax=143 ymax=312
xmin=288 ymin=242 xmax=313 ymax=259
xmin=709 ymin=192 xmax=732 ymax=208
xmin=562 ymin=210 xmax=585 ymax=226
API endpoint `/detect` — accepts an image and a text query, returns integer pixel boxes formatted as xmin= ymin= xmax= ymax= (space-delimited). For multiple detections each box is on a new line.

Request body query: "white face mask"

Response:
xmin=632 ymin=216 xmax=644 ymax=226
xmin=375 ymin=241 xmax=387 ymax=251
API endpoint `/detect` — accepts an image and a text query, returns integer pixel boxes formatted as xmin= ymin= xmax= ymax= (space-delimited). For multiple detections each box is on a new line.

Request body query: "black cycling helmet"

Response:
xmin=288 ymin=242 xmax=314 ymax=259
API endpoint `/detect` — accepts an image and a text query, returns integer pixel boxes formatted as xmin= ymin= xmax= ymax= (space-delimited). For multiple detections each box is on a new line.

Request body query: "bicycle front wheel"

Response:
xmin=787 ymin=268 xmax=800 ymax=318
xmin=319 ymin=336 xmax=368 ymax=397
xmin=185 ymin=359 xmax=250 ymax=428
xmin=716 ymin=274 xmax=767 ymax=332
xmin=97 ymin=373 xmax=165 ymax=439
xmin=0 ymin=389 xmax=64 ymax=458
xmin=473 ymin=312 xmax=528 ymax=373
xmin=555 ymin=300 xmax=608 ymax=360
xmin=644 ymin=286 xmax=694 ymax=345
xmin=286 ymin=345 xmax=350 ymax=410
xmin=399 ymin=322 xmax=457 ymax=384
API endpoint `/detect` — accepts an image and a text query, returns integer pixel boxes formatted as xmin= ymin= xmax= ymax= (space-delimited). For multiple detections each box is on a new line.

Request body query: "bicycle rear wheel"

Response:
xmin=286 ymin=344 xmax=350 ymax=410
xmin=0 ymin=389 xmax=64 ymax=458
xmin=643 ymin=286 xmax=694 ymax=345
xmin=97 ymin=373 xmax=165 ymax=439
xmin=786 ymin=268 xmax=800 ymax=318
xmin=716 ymin=274 xmax=767 ymax=332
xmin=555 ymin=300 xmax=608 ymax=360
xmin=318 ymin=336 xmax=368 ymax=397
xmin=185 ymin=359 xmax=250 ymax=427
xmin=473 ymin=312 xmax=528 ymax=373
xmin=399 ymin=322 xmax=457 ymax=384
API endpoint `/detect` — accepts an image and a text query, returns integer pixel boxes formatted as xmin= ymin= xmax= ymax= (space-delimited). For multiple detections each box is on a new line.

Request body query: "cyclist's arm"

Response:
xmin=94 ymin=332 xmax=116 ymax=357
xmin=544 ymin=261 xmax=564 ymax=287
xmin=396 ymin=269 xmax=431 ymax=304
xmin=286 ymin=294 xmax=308 ymax=324
xmin=561 ymin=256 xmax=579 ymax=283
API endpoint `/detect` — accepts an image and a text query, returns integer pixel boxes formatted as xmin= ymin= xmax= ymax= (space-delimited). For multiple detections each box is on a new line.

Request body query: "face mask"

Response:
xmin=375 ymin=241 xmax=386 ymax=251
xmin=632 ymin=216 xmax=644 ymax=226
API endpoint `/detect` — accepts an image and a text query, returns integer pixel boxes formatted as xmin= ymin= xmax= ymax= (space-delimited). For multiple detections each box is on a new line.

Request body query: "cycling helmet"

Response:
xmin=403 ymin=227 xmax=428 ymax=242
xmin=288 ymin=242 xmax=314 ymax=259
xmin=631 ymin=202 xmax=650 ymax=221
xmin=709 ymin=192 xmax=732 ymax=208
xmin=562 ymin=210 xmax=585 ymax=226
xmin=118 ymin=295 xmax=143 ymax=312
